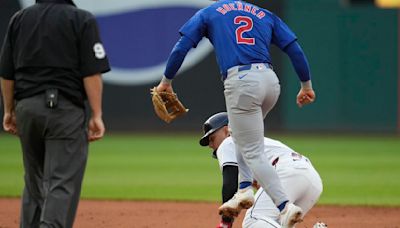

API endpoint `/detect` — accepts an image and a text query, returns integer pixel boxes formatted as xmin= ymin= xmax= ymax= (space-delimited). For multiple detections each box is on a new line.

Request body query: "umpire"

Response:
xmin=0 ymin=0 xmax=110 ymax=227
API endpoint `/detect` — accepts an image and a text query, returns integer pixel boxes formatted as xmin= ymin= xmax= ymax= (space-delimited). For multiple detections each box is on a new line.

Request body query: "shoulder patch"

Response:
xmin=93 ymin=43 xmax=106 ymax=59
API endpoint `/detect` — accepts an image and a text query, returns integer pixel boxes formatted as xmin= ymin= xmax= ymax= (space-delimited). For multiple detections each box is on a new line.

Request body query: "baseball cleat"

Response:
xmin=280 ymin=203 xmax=303 ymax=228
xmin=313 ymin=222 xmax=328 ymax=228
xmin=218 ymin=186 xmax=254 ymax=217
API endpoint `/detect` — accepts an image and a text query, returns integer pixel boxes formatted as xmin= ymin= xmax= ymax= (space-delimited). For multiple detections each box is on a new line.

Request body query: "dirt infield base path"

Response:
xmin=1 ymin=199 xmax=399 ymax=228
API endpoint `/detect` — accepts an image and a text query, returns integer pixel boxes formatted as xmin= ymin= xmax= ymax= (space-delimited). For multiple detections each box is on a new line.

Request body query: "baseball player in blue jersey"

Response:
xmin=155 ymin=1 xmax=315 ymax=227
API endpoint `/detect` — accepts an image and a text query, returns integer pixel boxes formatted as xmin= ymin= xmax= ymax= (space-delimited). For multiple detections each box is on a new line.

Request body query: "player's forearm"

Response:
xmin=163 ymin=36 xmax=194 ymax=79
xmin=83 ymin=74 xmax=103 ymax=118
xmin=284 ymin=41 xmax=311 ymax=82
xmin=1 ymin=78 xmax=15 ymax=114
xmin=222 ymin=165 xmax=239 ymax=203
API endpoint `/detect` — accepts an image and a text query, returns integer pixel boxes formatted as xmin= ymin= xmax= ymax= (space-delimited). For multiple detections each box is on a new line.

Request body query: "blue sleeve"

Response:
xmin=284 ymin=41 xmax=311 ymax=82
xmin=271 ymin=13 xmax=297 ymax=50
xmin=179 ymin=9 xmax=207 ymax=47
xmin=163 ymin=35 xmax=195 ymax=79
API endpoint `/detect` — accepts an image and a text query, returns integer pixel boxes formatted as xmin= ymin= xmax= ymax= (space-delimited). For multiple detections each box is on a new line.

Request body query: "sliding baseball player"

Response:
xmin=200 ymin=112 xmax=324 ymax=228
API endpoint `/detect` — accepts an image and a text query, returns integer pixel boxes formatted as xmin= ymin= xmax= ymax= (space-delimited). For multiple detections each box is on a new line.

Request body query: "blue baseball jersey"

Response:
xmin=179 ymin=0 xmax=297 ymax=77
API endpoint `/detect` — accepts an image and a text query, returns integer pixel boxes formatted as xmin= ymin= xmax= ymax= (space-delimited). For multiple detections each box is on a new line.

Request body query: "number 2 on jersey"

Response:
xmin=234 ymin=16 xmax=255 ymax=45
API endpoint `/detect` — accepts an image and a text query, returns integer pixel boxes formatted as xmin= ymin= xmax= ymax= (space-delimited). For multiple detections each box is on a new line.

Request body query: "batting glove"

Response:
xmin=216 ymin=220 xmax=232 ymax=228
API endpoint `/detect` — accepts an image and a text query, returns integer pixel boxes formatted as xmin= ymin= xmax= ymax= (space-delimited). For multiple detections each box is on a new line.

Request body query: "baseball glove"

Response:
xmin=150 ymin=87 xmax=188 ymax=123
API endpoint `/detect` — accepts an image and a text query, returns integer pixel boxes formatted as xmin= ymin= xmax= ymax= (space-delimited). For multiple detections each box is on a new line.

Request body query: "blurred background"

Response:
xmin=1 ymin=0 xmax=398 ymax=134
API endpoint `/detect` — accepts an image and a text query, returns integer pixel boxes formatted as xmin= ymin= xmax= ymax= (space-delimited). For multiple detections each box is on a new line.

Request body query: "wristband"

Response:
xmin=161 ymin=75 xmax=172 ymax=84
xmin=300 ymin=80 xmax=312 ymax=89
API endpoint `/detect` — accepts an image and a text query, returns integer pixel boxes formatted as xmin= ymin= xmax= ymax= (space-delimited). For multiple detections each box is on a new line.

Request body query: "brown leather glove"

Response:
xmin=150 ymin=87 xmax=188 ymax=123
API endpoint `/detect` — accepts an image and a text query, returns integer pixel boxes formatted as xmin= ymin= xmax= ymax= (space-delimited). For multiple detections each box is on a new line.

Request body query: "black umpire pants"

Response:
xmin=15 ymin=93 xmax=88 ymax=228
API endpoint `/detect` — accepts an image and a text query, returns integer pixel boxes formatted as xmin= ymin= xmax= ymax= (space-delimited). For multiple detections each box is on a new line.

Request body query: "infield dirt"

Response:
xmin=1 ymin=198 xmax=399 ymax=228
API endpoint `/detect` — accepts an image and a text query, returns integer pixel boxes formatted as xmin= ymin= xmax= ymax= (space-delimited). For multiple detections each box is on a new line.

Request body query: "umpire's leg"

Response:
xmin=40 ymin=133 xmax=88 ymax=228
xmin=39 ymin=95 xmax=88 ymax=228
xmin=15 ymin=96 xmax=47 ymax=228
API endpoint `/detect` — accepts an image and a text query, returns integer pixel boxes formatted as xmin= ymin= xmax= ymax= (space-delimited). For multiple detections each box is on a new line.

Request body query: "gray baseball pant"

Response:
xmin=15 ymin=93 xmax=88 ymax=228
xmin=224 ymin=63 xmax=288 ymax=206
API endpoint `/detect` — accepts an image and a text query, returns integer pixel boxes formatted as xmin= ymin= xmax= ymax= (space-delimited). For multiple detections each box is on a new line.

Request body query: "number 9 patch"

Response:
xmin=93 ymin=43 xmax=106 ymax=59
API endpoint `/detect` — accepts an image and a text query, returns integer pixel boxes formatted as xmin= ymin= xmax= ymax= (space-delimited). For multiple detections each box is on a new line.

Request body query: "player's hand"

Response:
xmin=252 ymin=180 xmax=260 ymax=190
xmin=3 ymin=112 xmax=17 ymax=135
xmin=217 ymin=215 xmax=234 ymax=228
xmin=156 ymin=81 xmax=174 ymax=94
xmin=88 ymin=116 xmax=105 ymax=142
xmin=216 ymin=220 xmax=232 ymax=228
xmin=296 ymin=87 xmax=315 ymax=108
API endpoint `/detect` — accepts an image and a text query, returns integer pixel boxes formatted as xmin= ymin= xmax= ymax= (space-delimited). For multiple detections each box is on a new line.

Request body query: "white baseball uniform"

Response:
xmin=216 ymin=136 xmax=323 ymax=228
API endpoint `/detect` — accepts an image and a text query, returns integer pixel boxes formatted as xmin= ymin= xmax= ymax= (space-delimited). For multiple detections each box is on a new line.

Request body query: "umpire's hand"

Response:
xmin=3 ymin=112 xmax=17 ymax=135
xmin=88 ymin=116 xmax=105 ymax=142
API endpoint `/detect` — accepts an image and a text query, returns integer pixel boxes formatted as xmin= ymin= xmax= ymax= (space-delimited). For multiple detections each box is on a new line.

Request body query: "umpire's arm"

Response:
xmin=84 ymin=74 xmax=105 ymax=142
xmin=0 ymin=79 xmax=17 ymax=135
xmin=0 ymin=14 xmax=17 ymax=135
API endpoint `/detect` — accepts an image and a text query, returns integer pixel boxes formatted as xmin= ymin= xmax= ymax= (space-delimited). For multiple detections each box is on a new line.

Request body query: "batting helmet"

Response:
xmin=66 ymin=0 xmax=76 ymax=6
xmin=37 ymin=0 xmax=76 ymax=6
xmin=199 ymin=112 xmax=228 ymax=146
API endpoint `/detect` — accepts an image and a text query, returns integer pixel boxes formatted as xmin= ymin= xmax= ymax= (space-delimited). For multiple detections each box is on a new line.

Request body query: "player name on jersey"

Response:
xmin=216 ymin=1 xmax=266 ymax=19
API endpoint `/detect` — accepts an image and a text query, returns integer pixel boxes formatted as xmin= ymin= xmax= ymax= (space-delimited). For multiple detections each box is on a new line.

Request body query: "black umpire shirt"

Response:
xmin=0 ymin=0 xmax=110 ymax=107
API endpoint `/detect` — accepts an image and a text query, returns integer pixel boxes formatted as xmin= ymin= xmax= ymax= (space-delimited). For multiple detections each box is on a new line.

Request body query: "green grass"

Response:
xmin=0 ymin=133 xmax=399 ymax=206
